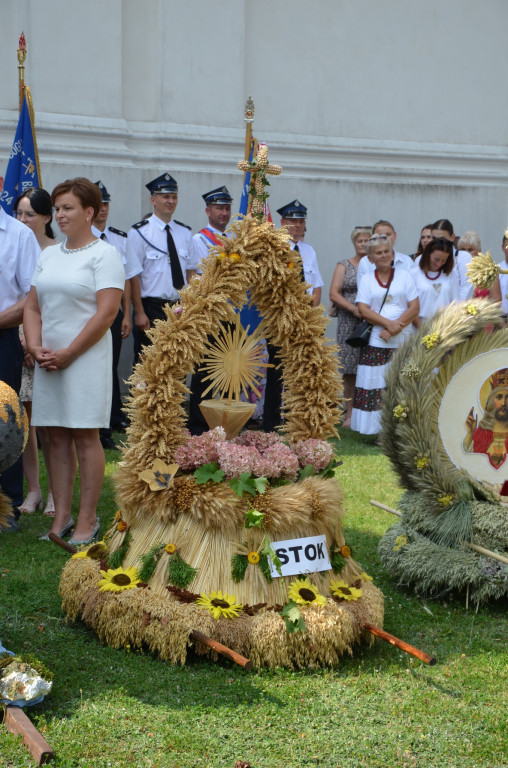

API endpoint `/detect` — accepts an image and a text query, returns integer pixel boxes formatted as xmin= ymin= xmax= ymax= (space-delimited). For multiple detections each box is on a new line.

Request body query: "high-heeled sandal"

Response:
xmin=18 ymin=491 xmax=43 ymax=514
xmin=68 ymin=518 xmax=100 ymax=547
xmin=43 ymin=492 xmax=55 ymax=517
xmin=39 ymin=517 xmax=75 ymax=542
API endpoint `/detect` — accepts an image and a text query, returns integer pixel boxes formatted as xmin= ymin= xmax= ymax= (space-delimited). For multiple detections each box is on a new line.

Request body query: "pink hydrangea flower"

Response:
xmin=232 ymin=431 xmax=283 ymax=452
xmin=292 ymin=439 xmax=333 ymax=472
xmin=174 ymin=427 xmax=227 ymax=471
xmin=216 ymin=443 xmax=262 ymax=479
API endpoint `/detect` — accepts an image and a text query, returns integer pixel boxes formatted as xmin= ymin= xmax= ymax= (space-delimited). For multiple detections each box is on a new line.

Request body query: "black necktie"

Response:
xmin=165 ymin=224 xmax=185 ymax=290
xmin=293 ymin=243 xmax=305 ymax=283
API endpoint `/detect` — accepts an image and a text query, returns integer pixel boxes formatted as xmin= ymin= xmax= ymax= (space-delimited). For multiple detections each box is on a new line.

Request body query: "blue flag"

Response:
xmin=1 ymin=94 xmax=40 ymax=215
xmin=238 ymin=137 xmax=263 ymax=332
xmin=238 ymin=138 xmax=255 ymax=216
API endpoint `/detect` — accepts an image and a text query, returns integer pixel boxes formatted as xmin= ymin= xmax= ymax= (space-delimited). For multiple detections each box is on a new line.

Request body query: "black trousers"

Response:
xmin=262 ymin=343 xmax=283 ymax=433
xmin=134 ymin=297 xmax=176 ymax=365
xmin=0 ymin=327 xmax=24 ymax=515
xmin=100 ymin=308 xmax=125 ymax=439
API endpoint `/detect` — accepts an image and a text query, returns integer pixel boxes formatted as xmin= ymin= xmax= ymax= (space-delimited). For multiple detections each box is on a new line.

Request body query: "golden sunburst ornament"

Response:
xmin=200 ymin=314 xmax=269 ymax=403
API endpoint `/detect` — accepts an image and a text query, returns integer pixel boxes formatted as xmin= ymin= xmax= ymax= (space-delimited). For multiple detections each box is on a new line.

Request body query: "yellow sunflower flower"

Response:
xmin=329 ymin=579 xmax=362 ymax=601
xmin=360 ymin=572 xmax=373 ymax=582
xmin=287 ymin=577 xmax=327 ymax=606
xmin=71 ymin=541 xmax=108 ymax=560
xmin=165 ymin=543 xmax=176 ymax=554
xmin=247 ymin=551 xmax=260 ymax=564
xmin=98 ymin=566 xmax=140 ymax=593
xmin=117 ymin=520 xmax=127 ymax=532
xmin=196 ymin=590 xmax=243 ymax=620
xmin=339 ymin=545 xmax=351 ymax=558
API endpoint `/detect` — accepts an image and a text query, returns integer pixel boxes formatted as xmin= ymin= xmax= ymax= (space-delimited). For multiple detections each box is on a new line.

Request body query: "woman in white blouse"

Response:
xmin=411 ymin=238 xmax=460 ymax=327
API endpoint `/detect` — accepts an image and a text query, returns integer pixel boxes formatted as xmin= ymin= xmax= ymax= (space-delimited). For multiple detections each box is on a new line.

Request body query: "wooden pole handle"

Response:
xmin=48 ymin=533 xmax=78 ymax=554
xmin=364 ymin=623 xmax=436 ymax=665
xmin=4 ymin=705 xmax=54 ymax=766
xmin=191 ymin=630 xmax=252 ymax=670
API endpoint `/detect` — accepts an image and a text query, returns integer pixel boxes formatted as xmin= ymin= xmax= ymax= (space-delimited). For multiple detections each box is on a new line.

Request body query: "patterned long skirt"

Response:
xmin=350 ymin=345 xmax=394 ymax=435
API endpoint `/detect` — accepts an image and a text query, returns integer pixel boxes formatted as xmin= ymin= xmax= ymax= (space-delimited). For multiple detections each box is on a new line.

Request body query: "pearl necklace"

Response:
xmin=60 ymin=237 xmax=98 ymax=254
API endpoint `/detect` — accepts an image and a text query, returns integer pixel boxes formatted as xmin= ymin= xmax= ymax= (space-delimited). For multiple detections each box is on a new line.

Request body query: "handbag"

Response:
xmin=346 ymin=268 xmax=394 ymax=348
xmin=345 ymin=319 xmax=372 ymax=348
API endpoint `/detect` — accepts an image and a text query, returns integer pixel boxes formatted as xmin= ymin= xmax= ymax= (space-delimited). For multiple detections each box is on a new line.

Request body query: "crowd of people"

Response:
xmin=1 ymin=169 xmax=507 ymax=540
xmin=330 ymin=218 xmax=507 ymax=438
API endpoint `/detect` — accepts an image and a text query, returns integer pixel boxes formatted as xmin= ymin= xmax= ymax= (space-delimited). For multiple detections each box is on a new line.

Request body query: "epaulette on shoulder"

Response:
xmin=132 ymin=219 xmax=149 ymax=230
xmin=174 ymin=219 xmax=192 ymax=231
xmin=108 ymin=226 xmax=128 ymax=238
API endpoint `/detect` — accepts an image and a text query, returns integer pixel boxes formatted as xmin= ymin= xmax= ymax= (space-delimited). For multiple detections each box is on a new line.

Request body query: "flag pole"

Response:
xmin=17 ymin=32 xmax=26 ymax=113
xmin=16 ymin=32 xmax=42 ymax=186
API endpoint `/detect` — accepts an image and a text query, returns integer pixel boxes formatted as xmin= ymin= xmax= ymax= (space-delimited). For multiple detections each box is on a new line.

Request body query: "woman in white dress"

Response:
xmin=411 ymin=238 xmax=460 ymax=327
xmin=24 ymin=178 xmax=125 ymax=544
xmin=351 ymin=234 xmax=419 ymax=436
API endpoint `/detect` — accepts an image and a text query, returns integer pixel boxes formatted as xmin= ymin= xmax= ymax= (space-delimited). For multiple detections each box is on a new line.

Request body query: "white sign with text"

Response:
xmin=268 ymin=534 xmax=331 ymax=578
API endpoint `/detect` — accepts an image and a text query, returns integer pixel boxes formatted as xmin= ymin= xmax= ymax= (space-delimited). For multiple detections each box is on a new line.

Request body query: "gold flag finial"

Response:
xmin=17 ymin=32 xmax=27 ymax=112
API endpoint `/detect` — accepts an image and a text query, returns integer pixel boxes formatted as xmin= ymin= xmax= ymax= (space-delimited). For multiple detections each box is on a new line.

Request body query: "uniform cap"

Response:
xmin=202 ymin=185 xmax=233 ymax=205
xmin=146 ymin=173 xmax=178 ymax=194
xmin=94 ymin=180 xmax=111 ymax=203
xmin=277 ymin=199 xmax=307 ymax=219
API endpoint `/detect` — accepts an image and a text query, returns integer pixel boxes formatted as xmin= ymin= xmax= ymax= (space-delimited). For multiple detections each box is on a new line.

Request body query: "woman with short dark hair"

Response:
xmin=24 ymin=178 xmax=125 ymax=544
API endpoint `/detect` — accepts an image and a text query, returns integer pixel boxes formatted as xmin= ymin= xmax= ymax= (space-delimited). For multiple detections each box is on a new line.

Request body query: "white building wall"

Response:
xmin=1 ymin=0 xmax=508 ymax=340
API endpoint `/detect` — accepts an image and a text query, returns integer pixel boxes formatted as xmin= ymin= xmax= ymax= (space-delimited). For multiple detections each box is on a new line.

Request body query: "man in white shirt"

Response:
xmin=263 ymin=200 xmax=324 ymax=432
xmin=0 ymin=175 xmax=40 ymax=528
xmin=187 ymin=186 xmax=233 ymax=434
xmin=188 ymin=186 xmax=232 ymax=277
xmin=92 ymin=181 xmax=133 ymax=444
xmin=357 ymin=219 xmax=412 ymax=284
xmin=127 ymin=173 xmax=193 ymax=356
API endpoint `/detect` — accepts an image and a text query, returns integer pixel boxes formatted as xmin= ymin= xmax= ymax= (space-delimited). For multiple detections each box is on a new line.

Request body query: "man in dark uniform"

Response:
xmin=92 ymin=181 xmax=132 ymax=446
xmin=187 ymin=186 xmax=233 ymax=434
xmin=127 ymin=173 xmax=192 ymax=357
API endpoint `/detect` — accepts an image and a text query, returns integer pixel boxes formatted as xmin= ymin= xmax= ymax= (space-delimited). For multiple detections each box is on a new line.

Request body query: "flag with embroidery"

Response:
xmin=1 ymin=93 xmax=40 ymax=215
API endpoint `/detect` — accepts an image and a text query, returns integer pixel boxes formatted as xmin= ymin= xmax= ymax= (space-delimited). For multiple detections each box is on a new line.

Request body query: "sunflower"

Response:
xmin=196 ymin=590 xmax=243 ymax=619
xmin=247 ymin=551 xmax=260 ymax=564
xmin=360 ymin=572 xmax=373 ymax=582
xmin=117 ymin=521 xmax=127 ymax=532
xmin=330 ymin=580 xmax=362 ymax=601
xmin=339 ymin=545 xmax=351 ymax=558
xmin=71 ymin=541 xmax=108 ymax=561
xmin=165 ymin=542 xmax=176 ymax=555
xmin=287 ymin=577 xmax=327 ymax=606
xmin=98 ymin=566 xmax=140 ymax=593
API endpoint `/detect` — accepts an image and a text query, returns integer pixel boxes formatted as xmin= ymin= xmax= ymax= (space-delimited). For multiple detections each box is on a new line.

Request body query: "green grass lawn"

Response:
xmin=1 ymin=430 xmax=506 ymax=768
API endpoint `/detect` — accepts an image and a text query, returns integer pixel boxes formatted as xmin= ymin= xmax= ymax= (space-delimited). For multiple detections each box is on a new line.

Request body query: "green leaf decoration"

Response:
xmin=281 ymin=601 xmax=306 ymax=634
xmin=262 ymin=537 xmax=282 ymax=576
xmin=229 ymin=472 xmax=259 ymax=498
xmin=253 ymin=476 xmax=268 ymax=494
xmin=321 ymin=458 xmax=343 ymax=479
xmin=330 ymin=549 xmax=346 ymax=573
xmin=168 ymin=552 xmax=197 ymax=590
xmin=231 ymin=553 xmax=249 ymax=583
xmin=108 ymin=531 xmax=132 ymax=569
xmin=138 ymin=543 xmax=165 ymax=583
xmin=244 ymin=507 xmax=265 ymax=528
xmin=193 ymin=462 xmax=225 ymax=485
xmin=298 ymin=464 xmax=317 ymax=481
xmin=258 ymin=552 xmax=273 ymax=584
